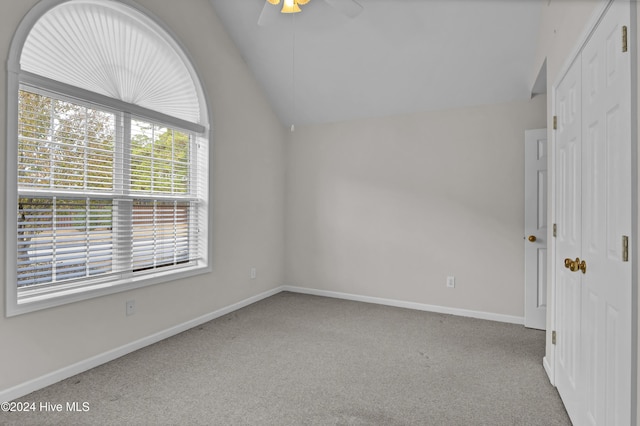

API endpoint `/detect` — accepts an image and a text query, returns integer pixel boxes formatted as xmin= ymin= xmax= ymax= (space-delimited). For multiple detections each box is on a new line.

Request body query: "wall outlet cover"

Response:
xmin=126 ymin=300 xmax=136 ymax=316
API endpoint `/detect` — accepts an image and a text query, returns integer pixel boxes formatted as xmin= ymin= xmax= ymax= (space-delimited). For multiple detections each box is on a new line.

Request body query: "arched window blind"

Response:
xmin=20 ymin=1 xmax=202 ymax=125
xmin=7 ymin=0 xmax=210 ymax=316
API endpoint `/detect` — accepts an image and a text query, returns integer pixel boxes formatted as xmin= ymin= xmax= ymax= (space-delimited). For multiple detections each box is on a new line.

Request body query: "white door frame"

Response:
xmin=546 ymin=0 xmax=638 ymax=423
xmin=632 ymin=4 xmax=639 ymax=422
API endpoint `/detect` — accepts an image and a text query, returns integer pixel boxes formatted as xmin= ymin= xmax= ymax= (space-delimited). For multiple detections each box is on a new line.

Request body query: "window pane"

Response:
xmin=87 ymin=107 xmax=116 ymax=190
xmin=173 ymin=130 xmax=190 ymax=194
xmin=18 ymin=91 xmax=53 ymax=188
xmin=17 ymin=197 xmax=114 ymax=288
xmin=132 ymin=200 xmax=192 ymax=272
xmin=131 ymin=120 xmax=191 ymax=195
xmin=18 ymin=90 xmax=115 ymax=191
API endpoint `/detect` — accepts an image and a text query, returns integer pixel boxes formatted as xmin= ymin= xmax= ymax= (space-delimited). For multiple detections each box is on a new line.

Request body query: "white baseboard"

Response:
xmin=281 ymin=285 xmax=525 ymax=325
xmin=2 ymin=284 xmax=526 ymax=402
xmin=0 ymin=287 xmax=282 ymax=403
xmin=543 ymin=356 xmax=555 ymax=386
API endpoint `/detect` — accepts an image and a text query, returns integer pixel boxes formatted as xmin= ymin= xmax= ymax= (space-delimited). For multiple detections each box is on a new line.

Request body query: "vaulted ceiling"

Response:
xmin=208 ymin=0 xmax=542 ymax=126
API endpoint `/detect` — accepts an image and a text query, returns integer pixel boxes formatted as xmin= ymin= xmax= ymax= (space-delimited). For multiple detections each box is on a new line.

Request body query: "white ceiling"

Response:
xmin=208 ymin=0 xmax=542 ymax=126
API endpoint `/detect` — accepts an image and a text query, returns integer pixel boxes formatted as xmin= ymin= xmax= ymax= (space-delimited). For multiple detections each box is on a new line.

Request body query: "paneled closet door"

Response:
xmin=555 ymin=55 xmax=583 ymax=425
xmin=580 ymin=1 xmax=631 ymax=424
xmin=554 ymin=1 xmax=632 ymax=425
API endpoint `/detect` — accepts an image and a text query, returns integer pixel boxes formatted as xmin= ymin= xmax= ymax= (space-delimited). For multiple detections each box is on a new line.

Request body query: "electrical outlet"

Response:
xmin=126 ymin=300 xmax=136 ymax=316
xmin=250 ymin=267 xmax=257 ymax=280
xmin=446 ymin=276 xmax=455 ymax=288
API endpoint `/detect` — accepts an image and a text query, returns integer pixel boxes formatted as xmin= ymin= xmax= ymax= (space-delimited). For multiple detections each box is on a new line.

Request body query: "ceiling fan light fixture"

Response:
xmin=267 ymin=0 xmax=280 ymax=4
xmin=297 ymin=0 xmax=310 ymax=4
xmin=281 ymin=0 xmax=302 ymax=14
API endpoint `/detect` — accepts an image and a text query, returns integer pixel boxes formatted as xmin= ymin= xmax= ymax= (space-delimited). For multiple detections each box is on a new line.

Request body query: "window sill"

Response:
xmin=6 ymin=264 xmax=210 ymax=317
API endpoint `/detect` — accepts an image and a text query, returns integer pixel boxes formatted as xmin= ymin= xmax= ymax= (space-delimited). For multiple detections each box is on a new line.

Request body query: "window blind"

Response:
xmin=20 ymin=1 xmax=201 ymax=124
xmin=17 ymin=87 xmax=203 ymax=292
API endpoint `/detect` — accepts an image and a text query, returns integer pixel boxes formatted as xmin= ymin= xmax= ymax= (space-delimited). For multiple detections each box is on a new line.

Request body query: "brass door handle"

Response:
xmin=570 ymin=258 xmax=579 ymax=272
xmin=578 ymin=259 xmax=586 ymax=274
xmin=563 ymin=257 xmax=586 ymax=274
xmin=528 ymin=235 xmax=537 ymax=242
xmin=564 ymin=257 xmax=578 ymax=272
xmin=564 ymin=258 xmax=573 ymax=269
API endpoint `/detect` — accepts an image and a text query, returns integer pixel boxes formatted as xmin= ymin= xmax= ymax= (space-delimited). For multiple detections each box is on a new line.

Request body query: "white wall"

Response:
xmin=0 ymin=0 xmax=286 ymax=393
xmin=285 ymin=97 xmax=546 ymax=318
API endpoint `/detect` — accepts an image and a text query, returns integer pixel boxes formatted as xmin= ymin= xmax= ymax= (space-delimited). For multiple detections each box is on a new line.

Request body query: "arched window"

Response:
xmin=6 ymin=0 xmax=210 ymax=316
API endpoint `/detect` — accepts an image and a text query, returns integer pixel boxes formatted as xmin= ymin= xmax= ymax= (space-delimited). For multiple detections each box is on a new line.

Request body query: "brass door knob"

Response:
xmin=563 ymin=257 xmax=585 ymax=273
xmin=564 ymin=258 xmax=579 ymax=272
xmin=578 ymin=259 xmax=587 ymax=274
xmin=528 ymin=235 xmax=537 ymax=242
xmin=570 ymin=258 xmax=581 ymax=272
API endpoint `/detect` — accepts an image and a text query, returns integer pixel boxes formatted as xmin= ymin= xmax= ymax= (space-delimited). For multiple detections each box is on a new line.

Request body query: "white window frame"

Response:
xmin=6 ymin=0 xmax=212 ymax=317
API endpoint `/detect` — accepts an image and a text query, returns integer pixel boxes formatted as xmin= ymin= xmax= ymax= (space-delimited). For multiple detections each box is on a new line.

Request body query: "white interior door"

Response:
xmin=524 ymin=128 xmax=548 ymax=330
xmin=580 ymin=2 xmax=631 ymax=424
xmin=554 ymin=1 xmax=632 ymax=425
xmin=555 ymin=56 xmax=583 ymax=423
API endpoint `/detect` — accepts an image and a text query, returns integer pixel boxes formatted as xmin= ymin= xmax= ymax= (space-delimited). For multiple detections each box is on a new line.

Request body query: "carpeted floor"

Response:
xmin=5 ymin=292 xmax=571 ymax=425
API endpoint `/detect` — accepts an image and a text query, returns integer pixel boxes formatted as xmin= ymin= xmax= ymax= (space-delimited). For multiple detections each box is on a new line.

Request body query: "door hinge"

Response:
xmin=553 ymin=223 xmax=557 ymax=238
xmin=623 ymin=235 xmax=629 ymax=262
xmin=622 ymin=25 xmax=628 ymax=52
xmin=552 ymin=330 xmax=556 ymax=345
xmin=553 ymin=116 xmax=557 ymax=130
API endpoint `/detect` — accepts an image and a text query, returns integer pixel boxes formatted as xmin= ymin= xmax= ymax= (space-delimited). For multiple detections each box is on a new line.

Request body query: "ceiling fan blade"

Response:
xmin=258 ymin=1 xmax=280 ymax=26
xmin=323 ymin=0 xmax=363 ymax=18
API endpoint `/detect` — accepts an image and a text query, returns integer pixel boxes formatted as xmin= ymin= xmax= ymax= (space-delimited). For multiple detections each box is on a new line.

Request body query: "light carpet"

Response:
xmin=5 ymin=292 xmax=571 ymax=425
